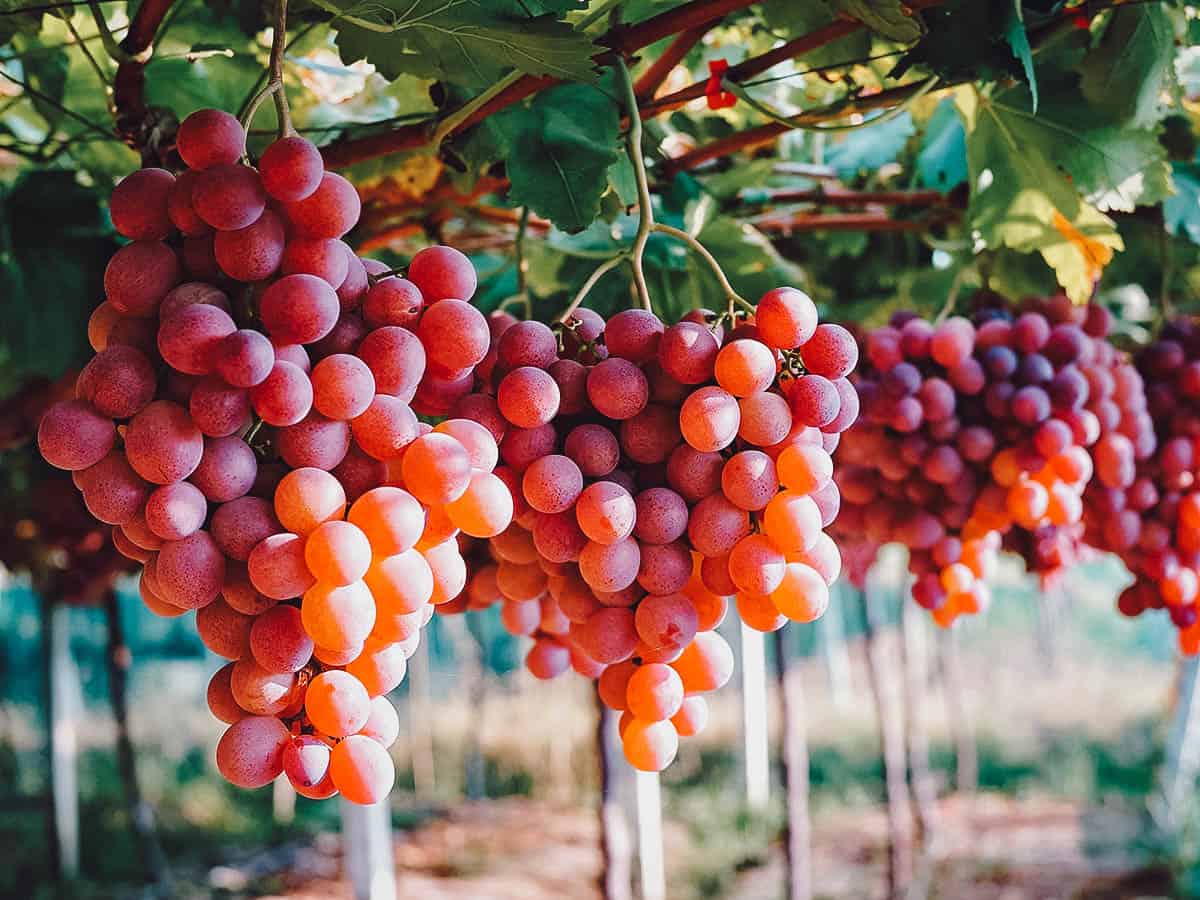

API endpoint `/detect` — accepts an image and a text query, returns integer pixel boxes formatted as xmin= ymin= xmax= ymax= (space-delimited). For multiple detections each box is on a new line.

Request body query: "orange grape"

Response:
xmin=329 ymin=734 xmax=395 ymax=805
xmin=940 ymin=562 xmax=974 ymax=595
xmin=274 ymin=467 xmax=346 ymax=535
xmin=776 ymin=443 xmax=833 ymax=494
xmin=302 ymin=580 xmax=376 ymax=650
xmin=364 ymin=549 xmax=434 ymax=614
xmin=305 ymin=520 xmax=372 ymax=585
xmin=400 ymin=433 xmax=472 ymax=505
xmin=736 ymin=591 xmax=787 ymax=632
xmin=347 ymin=486 xmax=425 ymax=556
xmin=358 ymin=696 xmax=401 ymax=747
xmin=671 ymin=696 xmax=708 ymax=737
xmin=434 ymin=418 xmax=499 ymax=472
xmin=575 ymin=482 xmax=637 ymax=545
xmin=671 ymin=631 xmax=733 ymax=693
xmin=626 ymin=663 xmax=684 ymax=721
xmin=445 ymin=471 xmax=514 ymax=537
xmin=715 ymin=339 xmax=777 ymax=396
xmin=762 ymin=491 xmax=821 ymax=552
xmin=622 ymin=718 xmax=678 ymax=772
xmin=305 ymin=670 xmax=370 ymax=737
xmin=770 ymin=562 xmax=829 ymax=623
xmin=345 ymin=643 xmax=408 ymax=697
xmin=423 ymin=539 xmax=468 ymax=604
xmin=598 ymin=660 xmax=637 ymax=710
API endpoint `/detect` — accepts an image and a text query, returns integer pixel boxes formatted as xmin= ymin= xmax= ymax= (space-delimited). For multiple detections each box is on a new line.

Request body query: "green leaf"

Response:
xmin=958 ymin=87 xmax=1123 ymax=302
xmin=985 ymin=84 xmax=1171 ymax=213
xmin=1003 ymin=0 xmax=1036 ymax=112
xmin=915 ymin=97 xmax=966 ymax=192
xmin=608 ymin=155 xmax=637 ymax=208
xmin=1079 ymin=3 xmax=1173 ymax=128
xmin=10 ymin=36 xmax=69 ymax=127
xmin=1164 ymin=163 xmax=1200 ymax=245
xmin=326 ymin=0 xmax=599 ymax=88
xmin=759 ymin=0 xmax=870 ymax=69
xmin=837 ymin=0 xmax=924 ymax=43
xmin=144 ymin=56 xmax=262 ymax=120
xmin=493 ymin=82 xmax=621 ymax=233
xmin=825 ymin=112 xmax=915 ymax=179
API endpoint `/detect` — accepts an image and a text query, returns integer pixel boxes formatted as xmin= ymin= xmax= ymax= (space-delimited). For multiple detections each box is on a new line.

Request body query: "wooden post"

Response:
xmin=773 ymin=629 xmax=811 ymax=900
xmin=940 ymin=627 xmax=977 ymax=795
xmin=634 ymin=771 xmax=665 ymax=900
xmin=46 ymin=599 xmax=80 ymax=881
xmin=900 ymin=595 xmax=938 ymax=847
xmin=442 ymin=615 xmax=487 ymax=800
xmin=102 ymin=590 xmax=168 ymax=883
xmin=406 ymin=637 xmax=436 ymax=799
xmin=739 ymin=622 xmax=770 ymax=812
xmin=860 ymin=586 xmax=912 ymax=899
xmin=340 ymin=797 xmax=397 ymax=900
xmin=1156 ymin=655 xmax=1200 ymax=836
xmin=596 ymin=693 xmax=633 ymax=900
xmin=818 ymin=590 xmax=852 ymax=710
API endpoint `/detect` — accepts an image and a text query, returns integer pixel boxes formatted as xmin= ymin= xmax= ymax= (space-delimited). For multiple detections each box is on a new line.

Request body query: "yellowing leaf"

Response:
xmin=1046 ymin=209 xmax=1122 ymax=302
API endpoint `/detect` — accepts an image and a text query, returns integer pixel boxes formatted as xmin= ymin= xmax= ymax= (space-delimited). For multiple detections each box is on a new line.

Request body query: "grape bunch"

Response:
xmin=834 ymin=296 xmax=1136 ymax=625
xmin=1109 ymin=320 xmax=1200 ymax=651
xmin=435 ymin=287 xmax=857 ymax=771
xmin=37 ymin=108 xmax=513 ymax=803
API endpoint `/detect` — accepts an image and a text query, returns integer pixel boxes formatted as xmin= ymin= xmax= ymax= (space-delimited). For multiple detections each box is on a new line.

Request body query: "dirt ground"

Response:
xmin=224 ymin=792 xmax=1171 ymax=900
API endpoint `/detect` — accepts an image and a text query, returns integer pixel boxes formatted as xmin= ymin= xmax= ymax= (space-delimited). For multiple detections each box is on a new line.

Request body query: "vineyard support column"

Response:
xmin=740 ymin=623 xmax=770 ymax=811
xmin=860 ymin=586 xmax=913 ymax=898
xmin=407 ymin=637 xmax=436 ymax=798
xmin=819 ymin=590 xmax=852 ymax=710
xmin=341 ymin=797 xmax=396 ymax=900
xmin=1157 ymin=655 xmax=1200 ymax=836
xmin=46 ymin=599 xmax=80 ymax=881
xmin=901 ymin=594 xmax=938 ymax=846
xmin=597 ymin=693 xmax=633 ymax=900
xmin=103 ymin=590 xmax=168 ymax=883
xmin=941 ymin=628 xmax=977 ymax=796
xmin=773 ymin=629 xmax=812 ymax=900
xmin=634 ymin=770 xmax=665 ymax=900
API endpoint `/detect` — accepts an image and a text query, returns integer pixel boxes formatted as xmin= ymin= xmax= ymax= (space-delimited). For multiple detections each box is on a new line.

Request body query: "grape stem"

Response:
xmin=241 ymin=0 xmax=293 ymax=138
xmin=616 ymin=59 xmax=655 ymax=314
xmin=651 ymin=222 xmax=753 ymax=317
xmin=558 ymin=253 xmax=629 ymax=323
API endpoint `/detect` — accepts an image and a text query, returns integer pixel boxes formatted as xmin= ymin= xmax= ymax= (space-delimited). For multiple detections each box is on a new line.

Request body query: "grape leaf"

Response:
xmin=1003 ymin=0 xmax=1036 ymax=112
xmin=489 ymin=82 xmax=621 ymax=233
xmin=9 ymin=36 xmax=69 ymax=127
xmin=1079 ymin=2 xmax=1173 ymax=128
xmin=1164 ymin=163 xmax=1200 ymax=245
xmin=958 ymin=87 xmax=1123 ymax=302
xmin=759 ymin=0 xmax=870 ymax=69
xmin=144 ymin=56 xmax=263 ymax=120
xmin=837 ymin=0 xmax=924 ymax=43
xmin=915 ymin=97 xmax=966 ymax=192
xmin=985 ymin=84 xmax=1171 ymax=214
xmin=325 ymin=0 xmax=599 ymax=87
xmin=826 ymin=112 xmax=915 ymax=179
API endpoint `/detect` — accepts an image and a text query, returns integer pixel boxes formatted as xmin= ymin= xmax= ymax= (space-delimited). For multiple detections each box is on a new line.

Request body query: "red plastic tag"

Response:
xmin=705 ymin=59 xmax=736 ymax=110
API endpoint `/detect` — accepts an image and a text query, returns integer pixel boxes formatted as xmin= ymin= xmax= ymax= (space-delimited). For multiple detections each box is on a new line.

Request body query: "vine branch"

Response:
xmin=617 ymin=59 xmax=655 ymax=314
